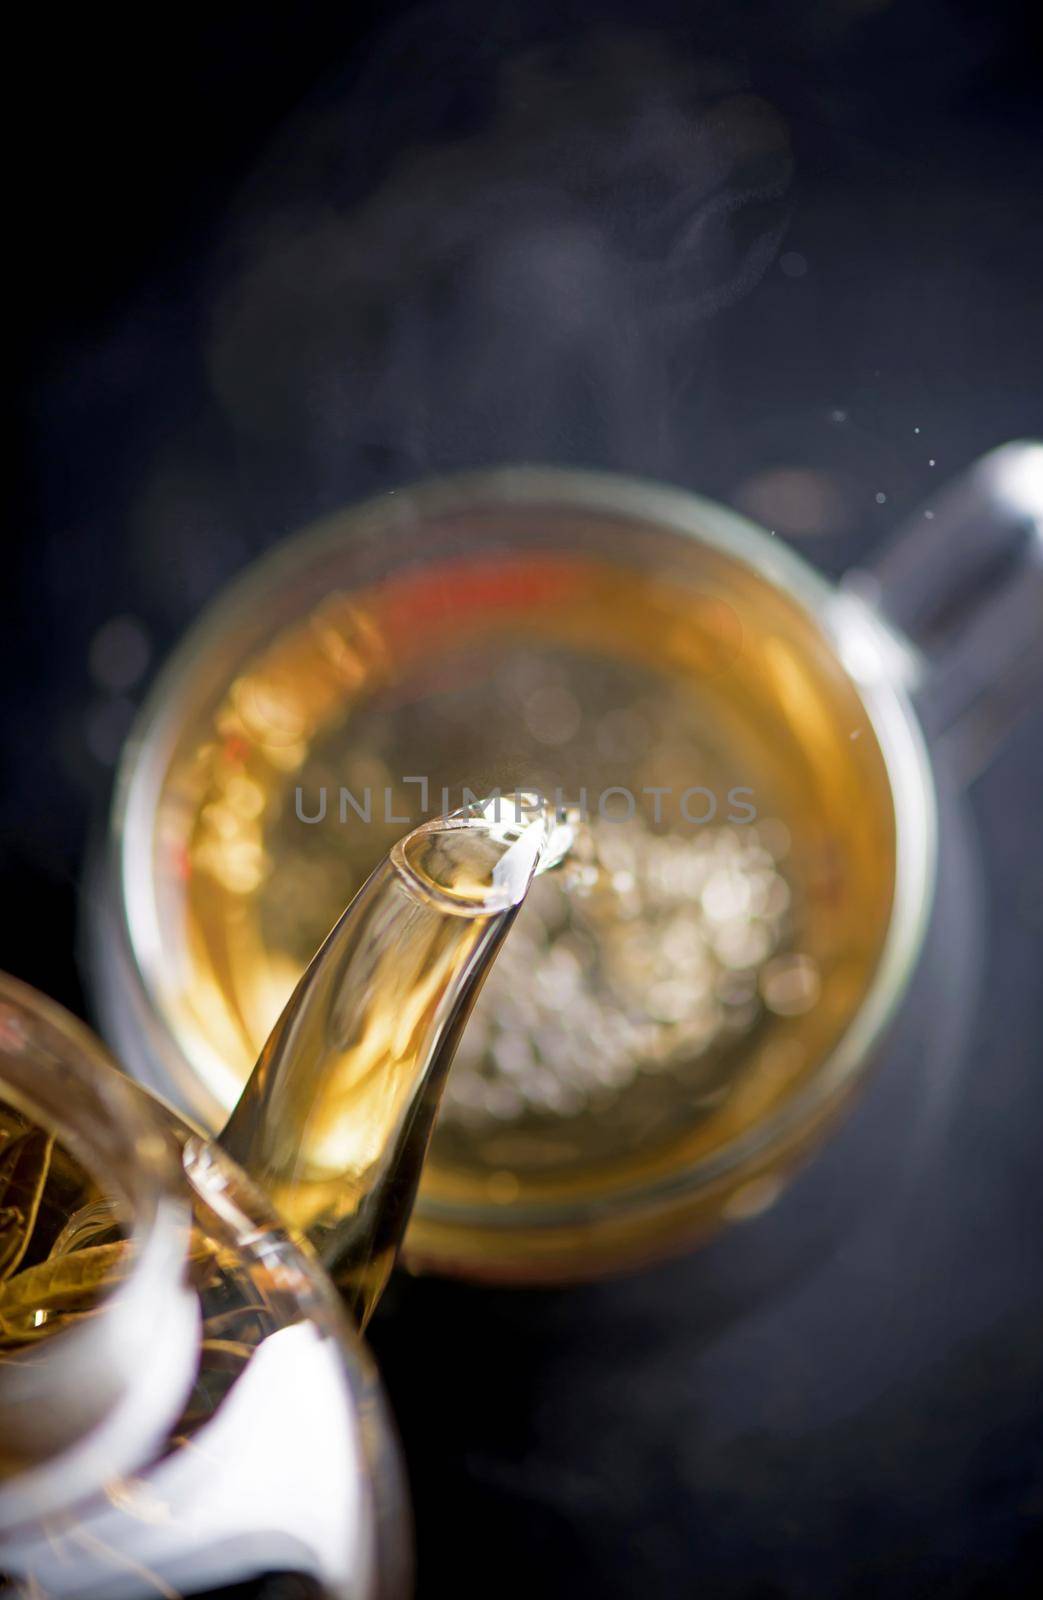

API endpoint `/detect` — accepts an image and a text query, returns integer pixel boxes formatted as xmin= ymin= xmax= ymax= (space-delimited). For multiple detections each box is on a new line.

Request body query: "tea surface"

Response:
xmin=148 ymin=547 xmax=896 ymax=1226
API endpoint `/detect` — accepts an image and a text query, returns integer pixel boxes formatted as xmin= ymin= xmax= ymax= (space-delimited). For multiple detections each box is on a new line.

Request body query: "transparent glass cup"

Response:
xmin=89 ymin=446 xmax=1043 ymax=1281
xmin=0 ymin=973 xmax=409 ymax=1599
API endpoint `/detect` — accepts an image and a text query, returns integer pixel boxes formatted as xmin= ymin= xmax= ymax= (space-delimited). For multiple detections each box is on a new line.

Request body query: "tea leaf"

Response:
xmin=0 ymin=1309 xmax=99 ymax=1353
xmin=49 ymin=1196 xmax=121 ymax=1257
xmin=198 ymin=1337 xmax=254 ymax=1370
xmin=0 ymin=1129 xmax=54 ymax=1280
xmin=0 ymin=1240 xmax=129 ymax=1330
xmin=197 ymin=1302 xmax=270 ymax=1339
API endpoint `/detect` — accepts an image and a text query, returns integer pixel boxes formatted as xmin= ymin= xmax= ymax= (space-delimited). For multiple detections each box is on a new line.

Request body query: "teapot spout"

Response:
xmin=218 ymin=796 xmax=574 ymax=1327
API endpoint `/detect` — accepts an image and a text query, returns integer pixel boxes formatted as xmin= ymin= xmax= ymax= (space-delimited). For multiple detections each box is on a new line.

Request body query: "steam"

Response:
xmin=207 ymin=16 xmax=793 ymax=497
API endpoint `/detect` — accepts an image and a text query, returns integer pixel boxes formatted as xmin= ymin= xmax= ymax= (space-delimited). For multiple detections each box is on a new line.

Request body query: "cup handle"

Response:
xmin=841 ymin=441 xmax=1043 ymax=780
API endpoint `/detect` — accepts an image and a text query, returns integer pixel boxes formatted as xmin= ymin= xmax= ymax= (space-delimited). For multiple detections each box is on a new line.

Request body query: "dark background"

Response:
xmin=6 ymin=2 xmax=1043 ymax=1596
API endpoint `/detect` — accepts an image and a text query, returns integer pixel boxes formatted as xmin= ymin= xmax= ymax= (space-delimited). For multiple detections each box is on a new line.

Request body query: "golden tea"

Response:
xmin=1 ymin=971 xmax=407 ymax=1599
xmin=0 ymin=1098 xmax=288 ymax=1464
xmin=0 ymin=1102 xmax=123 ymax=1369
xmin=136 ymin=521 xmax=896 ymax=1271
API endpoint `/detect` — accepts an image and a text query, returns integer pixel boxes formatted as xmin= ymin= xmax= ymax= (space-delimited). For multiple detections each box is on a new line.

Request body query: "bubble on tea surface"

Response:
xmin=443 ymin=810 xmax=800 ymax=1131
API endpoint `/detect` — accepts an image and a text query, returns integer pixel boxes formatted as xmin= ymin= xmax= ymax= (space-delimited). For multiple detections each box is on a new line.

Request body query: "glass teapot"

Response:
xmin=0 ymin=799 xmax=570 ymax=1598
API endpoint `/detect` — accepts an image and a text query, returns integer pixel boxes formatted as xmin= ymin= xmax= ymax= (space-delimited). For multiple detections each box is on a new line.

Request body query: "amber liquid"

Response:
xmin=0 ymin=1099 xmax=327 ymax=1465
xmin=147 ymin=546 xmax=897 ymax=1256
xmin=0 ymin=1102 xmax=118 ymax=1357
xmin=0 ymin=1084 xmax=389 ymax=1596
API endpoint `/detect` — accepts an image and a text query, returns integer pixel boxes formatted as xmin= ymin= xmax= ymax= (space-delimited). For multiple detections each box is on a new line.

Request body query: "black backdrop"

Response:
xmin=6 ymin=3 xmax=1043 ymax=1596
